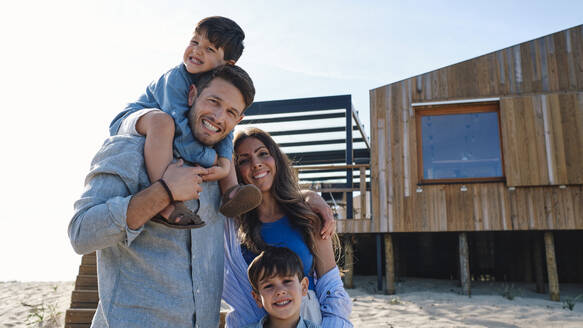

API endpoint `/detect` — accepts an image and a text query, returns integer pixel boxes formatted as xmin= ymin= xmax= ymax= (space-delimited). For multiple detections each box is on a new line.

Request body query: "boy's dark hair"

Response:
xmin=247 ymin=246 xmax=305 ymax=293
xmin=196 ymin=65 xmax=255 ymax=111
xmin=195 ymin=16 xmax=245 ymax=62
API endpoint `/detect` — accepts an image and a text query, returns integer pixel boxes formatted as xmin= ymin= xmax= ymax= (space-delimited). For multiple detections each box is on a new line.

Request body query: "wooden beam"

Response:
xmin=544 ymin=231 xmax=560 ymax=301
xmin=343 ymin=236 xmax=354 ymax=288
xmin=360 ymin=167 xmax=367 ymax=219
xmin=533 ymin=233 xmax=546 ymax=293
xmin=459 ymin=232 xmax=471 ymax=296
xmin=384 ymin=234 xmax=395 ymax=294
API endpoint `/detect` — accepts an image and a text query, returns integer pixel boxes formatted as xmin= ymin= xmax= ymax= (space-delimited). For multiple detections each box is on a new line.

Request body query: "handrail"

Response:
xmin=294 ymin=164 xmax=370 ymax=220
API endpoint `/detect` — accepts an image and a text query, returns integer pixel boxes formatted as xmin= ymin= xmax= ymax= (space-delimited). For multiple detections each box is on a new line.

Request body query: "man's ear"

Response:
xmin=188 ymin=84 xmax=198 ymax=106
xmin=300 ymin=277 xmax=309 ymax=297
xmin=251 ymin=290 xmax=263 ymax=308
xmin=226 ymin=59 xmax=236 ymax=66
xmin=236 ymin=114 xmax=245 ymax=125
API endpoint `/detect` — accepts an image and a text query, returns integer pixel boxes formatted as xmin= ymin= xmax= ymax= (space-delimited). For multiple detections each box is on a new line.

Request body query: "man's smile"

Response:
xmin=202 ymin=118 xmax=220 ymax=132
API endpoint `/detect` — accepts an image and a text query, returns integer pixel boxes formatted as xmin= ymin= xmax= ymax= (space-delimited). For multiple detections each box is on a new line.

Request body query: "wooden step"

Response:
xmin=75 ymin=275 xmax=98 ymax=290
xmin=78 ymin=264 xmax=97 ymax=275
xmin=81 ymin=253 xmax=96 ymax=265
xmin=65 ymin=308 xmax=95 ymax=326
xmin=71 ymin=290 xmax=99 ymax=308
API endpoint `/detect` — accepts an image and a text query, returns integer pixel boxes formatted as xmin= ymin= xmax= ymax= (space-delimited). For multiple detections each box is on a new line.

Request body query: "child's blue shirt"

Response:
xmin=109 ymin=63 xmax=233 ymax=168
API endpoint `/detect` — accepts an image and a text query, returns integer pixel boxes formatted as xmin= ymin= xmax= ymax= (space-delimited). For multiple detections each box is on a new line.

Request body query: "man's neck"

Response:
xmin=264 ymin=314 xmax=300 ymax=328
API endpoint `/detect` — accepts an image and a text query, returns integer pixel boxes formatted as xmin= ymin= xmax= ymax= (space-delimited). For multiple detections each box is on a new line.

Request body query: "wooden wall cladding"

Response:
xmin=501 ymin=92 xmax=583 ymax=186
xmin=362 ymin=183 xmax=582 ymax=233
xmin=366 ymin=25 xmax=583 ymax=233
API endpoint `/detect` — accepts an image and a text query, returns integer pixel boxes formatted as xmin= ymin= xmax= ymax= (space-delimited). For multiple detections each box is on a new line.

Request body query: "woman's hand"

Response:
xmin=302 ymin=190 xmax=336 ymax=239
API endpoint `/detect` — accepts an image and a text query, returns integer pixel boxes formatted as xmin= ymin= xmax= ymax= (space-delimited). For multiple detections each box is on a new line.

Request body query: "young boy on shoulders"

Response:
xmin=109 ymin=16 xmax=260 ymax=228
xmin=246 ymin=247 xmax=321 ymax=328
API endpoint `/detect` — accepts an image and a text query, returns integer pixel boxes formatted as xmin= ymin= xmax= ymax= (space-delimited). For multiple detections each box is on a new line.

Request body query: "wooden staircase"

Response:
xmin=65 ymin=252 xmax=98 ymax=328
xmin=65 ymin=252 xmax=227 ymax=327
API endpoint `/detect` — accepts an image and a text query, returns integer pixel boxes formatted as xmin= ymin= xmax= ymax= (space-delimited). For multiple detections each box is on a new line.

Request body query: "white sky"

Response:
xmin=0 ymin=0 xmax=580 ymax=281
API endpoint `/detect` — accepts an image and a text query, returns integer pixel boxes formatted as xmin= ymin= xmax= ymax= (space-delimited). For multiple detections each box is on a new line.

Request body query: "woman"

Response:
xmin=223 ymin=127 xmax=353 ymax=327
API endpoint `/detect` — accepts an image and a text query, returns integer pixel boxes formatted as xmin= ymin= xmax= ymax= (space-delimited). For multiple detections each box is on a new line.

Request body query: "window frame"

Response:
xmin=415 ymin=101 xmax=506 ymax=185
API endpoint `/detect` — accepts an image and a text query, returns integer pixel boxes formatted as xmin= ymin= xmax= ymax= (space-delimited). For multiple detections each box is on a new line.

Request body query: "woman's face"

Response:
xmin=235 ymin=137 xmax=277 ymax=193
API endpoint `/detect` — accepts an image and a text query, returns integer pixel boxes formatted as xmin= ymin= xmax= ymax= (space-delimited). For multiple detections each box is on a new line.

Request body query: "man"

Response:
xmin=69 ymin=65 xmax=255 ymax=327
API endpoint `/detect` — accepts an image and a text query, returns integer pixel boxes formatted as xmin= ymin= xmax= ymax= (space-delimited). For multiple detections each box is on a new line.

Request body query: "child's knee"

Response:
xmin=146 ymin=111 xmax=175 ymax=136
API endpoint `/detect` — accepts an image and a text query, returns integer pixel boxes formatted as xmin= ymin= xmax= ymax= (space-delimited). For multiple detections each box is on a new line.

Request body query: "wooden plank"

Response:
xmin=343 ymin=237 xmax=354 ymax=288
xmin=75 ymin=275 xmax=98 ymax=290
xmin=560 ymin=93 xmax=583 ymax=184
xmin=544 ymin=232 xmax=560 ymax=301
xmin=360 ymin=167 xmax=366 ymax=220
xmin=71 ymin=290 xmax=99 ymax=309
xmin=547 ymin=94 xmax=568 ymax=184
xmin=65 ymin=309 xmax=95 ymax=324
xmin=459 ymin=232 xmax=471 ymax=296
xmin=78 ymin=265 xmax=96 ymax=275
xmin=81 ymin=253 xmax=96 ymax=265
xmin=384 ymin=234 xmax=395 ymax=294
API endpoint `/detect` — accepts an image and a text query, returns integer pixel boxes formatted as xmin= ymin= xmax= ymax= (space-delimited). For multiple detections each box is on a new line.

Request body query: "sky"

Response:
xmin=0 ymin=0 xmax=580 ymax=281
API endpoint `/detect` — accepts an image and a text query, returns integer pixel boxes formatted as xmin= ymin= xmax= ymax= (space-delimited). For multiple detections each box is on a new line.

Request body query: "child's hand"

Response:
xmin=202 ymin=157 xmax=231 ymax=181
xmin=202 ymin=165 xmax=229 ymax=181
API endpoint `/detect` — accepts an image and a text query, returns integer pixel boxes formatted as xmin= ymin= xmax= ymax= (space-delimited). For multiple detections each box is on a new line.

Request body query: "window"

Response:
xmin=415 ymin=102 xmax=504 ymax=184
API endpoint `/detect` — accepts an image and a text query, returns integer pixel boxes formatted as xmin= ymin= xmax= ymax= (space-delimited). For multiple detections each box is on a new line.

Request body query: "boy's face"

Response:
xmin=183 ymin=31 xmax=234 ymax=74
xmin=252 ymin=272 xmax=309 ymax=325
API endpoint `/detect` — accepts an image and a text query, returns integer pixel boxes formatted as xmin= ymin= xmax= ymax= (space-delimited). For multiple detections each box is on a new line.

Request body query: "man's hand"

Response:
xmin=202 ymin=157 xmax=230 ymax=181
xmin=162 ymin=159 xmax=207 ymax=201
xmin=303 ymin=190 xmax=336 ymax=239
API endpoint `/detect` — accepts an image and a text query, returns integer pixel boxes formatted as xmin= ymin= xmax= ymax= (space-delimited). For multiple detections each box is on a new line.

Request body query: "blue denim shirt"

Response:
xmin=68 ymin=135 xmax=225 ymax=328
xmin=108 ymin=63 xmax=233 ymax=167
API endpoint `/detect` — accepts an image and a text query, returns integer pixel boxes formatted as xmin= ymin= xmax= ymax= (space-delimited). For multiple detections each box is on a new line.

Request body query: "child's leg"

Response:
xmin=137 ymin=110 xmax=174 ymax=182
xmin=137 ymin=111 xmax=176 ymax=219
xmin=219 ymin=164 xmax=239 ymax=195
xmin=219 ymin=162 xmax=262 ymax=217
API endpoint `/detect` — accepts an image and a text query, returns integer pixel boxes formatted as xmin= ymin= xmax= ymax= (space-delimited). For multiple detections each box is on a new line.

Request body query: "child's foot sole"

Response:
xmin=219 ymin=184 xmax=262 ymax=217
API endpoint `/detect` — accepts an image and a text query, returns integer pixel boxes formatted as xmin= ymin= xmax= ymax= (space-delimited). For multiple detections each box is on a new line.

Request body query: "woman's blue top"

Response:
xmin=241 ymin=216 xmax=315 ymax=289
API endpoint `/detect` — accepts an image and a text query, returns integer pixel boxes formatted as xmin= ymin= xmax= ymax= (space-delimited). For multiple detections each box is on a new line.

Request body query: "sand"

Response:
xmin=1 ymin=277 xmax=582 ymax=327
xmin=0 ymin=281 xmax=73 ymax=328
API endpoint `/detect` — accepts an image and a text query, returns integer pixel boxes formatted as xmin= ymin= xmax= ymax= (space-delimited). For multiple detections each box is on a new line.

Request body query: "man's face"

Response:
xmin=188 ymin=78 xmax=245 ymax=146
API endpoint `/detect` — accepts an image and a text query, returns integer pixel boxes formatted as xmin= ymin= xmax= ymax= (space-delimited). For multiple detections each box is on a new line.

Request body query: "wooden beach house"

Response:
xmin=360 ymin=25 xmax=583 ymax=299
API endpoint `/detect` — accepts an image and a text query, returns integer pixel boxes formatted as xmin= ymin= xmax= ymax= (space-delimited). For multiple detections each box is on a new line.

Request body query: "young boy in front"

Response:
xmin=247 ymin=247 xmax=321 ymax=328
xmin=109 ymin=16 xmax=261 ymax=227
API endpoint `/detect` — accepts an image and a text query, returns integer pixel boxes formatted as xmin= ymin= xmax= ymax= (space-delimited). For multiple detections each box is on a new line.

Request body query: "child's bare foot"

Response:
xmin=219 ymin=184 xmax=262 ymax=217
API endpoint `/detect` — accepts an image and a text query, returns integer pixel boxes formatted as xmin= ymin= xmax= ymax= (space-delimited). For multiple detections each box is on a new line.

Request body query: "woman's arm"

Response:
xmin=302 ymin=190 xmax=336 ymax=239
xmin=312 ymin=233 xmax=353 ymax=327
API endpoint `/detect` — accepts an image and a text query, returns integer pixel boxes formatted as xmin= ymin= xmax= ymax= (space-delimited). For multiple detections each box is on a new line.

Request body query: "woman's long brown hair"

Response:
xmin=233 ymin=127 xmax=320 ymax=265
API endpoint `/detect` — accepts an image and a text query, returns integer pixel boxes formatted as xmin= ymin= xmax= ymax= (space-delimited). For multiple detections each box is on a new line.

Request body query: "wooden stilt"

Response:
xmin=384 ymin=234 xmax=395 ymax=294
xmin=343 ymin=236 xmax=354 ymax=289
xmin=544 ymin=231 xmax=560 ymax=301
xmin=459 ymin=232 xmax=471 ymax=296
xmin=533 ymin=233 xmax=546 ymax=293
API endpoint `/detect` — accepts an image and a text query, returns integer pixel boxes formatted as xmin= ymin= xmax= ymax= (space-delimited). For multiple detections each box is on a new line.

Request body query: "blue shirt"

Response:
xmin=68 ymin=135 xmax=225 ymax=328
xmin=223 ymin=219 xmax=353 ymax=328
xmin=241 ymin=216 xmax=315 ymax=289
xmin=108 ymin=63 xmax=233 ymax=167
